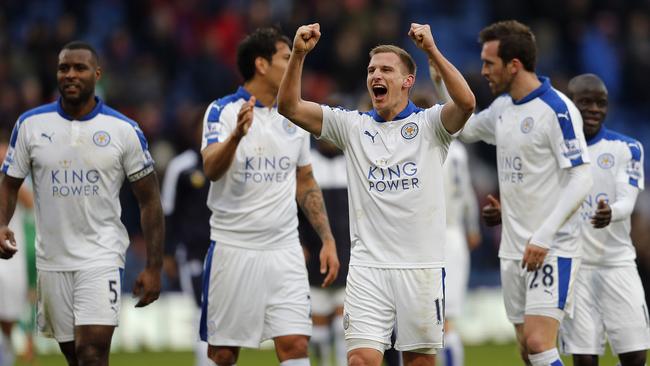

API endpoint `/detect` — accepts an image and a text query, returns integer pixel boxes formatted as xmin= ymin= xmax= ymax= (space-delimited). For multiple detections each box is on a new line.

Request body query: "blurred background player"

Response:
xmin=0 ymin=138 xmax=34 ymax=366
xmin=161 ymin=111 xmax=212 ymax=366
xmin=298 ymin=138 xmax=350 ymax=366
xmin=199 ymin=27 xmax=339 ymax=366
xmin=460 ymin=20 xmax=593 ymax=366
xmin=557 ymin=74 xmax=649 ymax=366
xmin=0 ymin=41 xmax=164 ymax=366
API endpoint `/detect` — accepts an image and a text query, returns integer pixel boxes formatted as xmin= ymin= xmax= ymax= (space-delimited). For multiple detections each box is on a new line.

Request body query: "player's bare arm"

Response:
xmin=202 ymin=98 xmax=256 ymax=181
xmin=409 ymin=23 xmax=475 ymax=133
xmin=296 ymin=164 xmax=340 ymax=287
xmin=277 ymin=23 xmax=324 ymax=136
xmin=130 ymin=172 xmax=164 ymax=307
xmin=0 ymin=175 xmax=23 ymax=259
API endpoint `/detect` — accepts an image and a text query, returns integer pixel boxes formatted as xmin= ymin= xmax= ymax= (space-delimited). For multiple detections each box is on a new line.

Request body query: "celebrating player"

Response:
xmin=278 ymin=22 xmax=475 ymax=366
xmin=461 ymin=21 xmax=593 ymax=366
xmin=0 ymin=41 xmax=164 ymax=366
xmin=199 ymin=27 xmax=339 ymax=366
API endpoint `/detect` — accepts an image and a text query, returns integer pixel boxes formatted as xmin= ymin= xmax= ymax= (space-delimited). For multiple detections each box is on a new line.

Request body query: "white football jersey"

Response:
xmin=2 ymin=98 xmax=154 ymax=271
xmin=460 ymin=77 xmax=590 ymax=259
xmin=443 ymin=140 xmax=478 ymax=232
xmin=201 ymin=87 xmax=310 ymax=249
xmin=579 ymin=127 xmax=644 ymax=266
xmin=320 ymin=101 xmax=451 ymax=268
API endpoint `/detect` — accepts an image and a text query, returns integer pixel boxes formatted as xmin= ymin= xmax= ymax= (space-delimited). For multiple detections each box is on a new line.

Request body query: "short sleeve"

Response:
xmin=320 ymin=105 xmax=356 ymax=150
xmin=423 ymin=104 xmax=453 ymax=148
xmin=201 ymin=100 xmax=237 ymax=150
xmin=546 ymin=104 xmax=590 ymax=169
xmin=458 ymin=102 xmax=499 ymax=145
xmin=619 ymin=140 xmax=644 ymax=190
xmin=2 ymin=118 xmax=31 ymax=178
xmin=123 ymin=122 xmax=155 ymax=182
xmin=297 ymin=132 xmax=311 ymax=167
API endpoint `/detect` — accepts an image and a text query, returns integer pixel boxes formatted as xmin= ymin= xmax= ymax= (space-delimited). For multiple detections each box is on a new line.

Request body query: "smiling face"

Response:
xmin=480 ymin=40 xmax=514 ymax=95
xmin=366 ymin=52 xmax=413 ymax=117
xmin=57 ymin=49 xmax=100 ymax=106
xmin=571 ymin=85 xmax=608 ymax=140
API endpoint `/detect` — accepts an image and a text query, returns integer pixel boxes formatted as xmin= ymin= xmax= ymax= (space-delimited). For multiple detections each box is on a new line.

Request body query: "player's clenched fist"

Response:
xmin=0 ymin=226 xmax=17 ymax=259
xmin=408 ymin=23 xmax=437 ymax=52
xmin=293 ymin=23 xmax=321 ymax=54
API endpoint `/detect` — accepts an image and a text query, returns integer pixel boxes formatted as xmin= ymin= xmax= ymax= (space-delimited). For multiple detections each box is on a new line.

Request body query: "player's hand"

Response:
xmin=521 ymin=241 xmax=549 ymax=272
xmin=482 ymin=194 xmax=502 ymax=226
xmin=0 ymin=226 xmax=17 ymax=259
xmin=408 ymin=23 xmax=437 ymax=53
xmin=293 ymin=23 xmax=321 ymax=54
xmin=133 ymin=267 xmax=161 ymax=307
xmin=319 ymin=240 xmax=339 ymax=288
xmin=233 ymin=97 xmax=255 ymax=139
xmin=467 ymin=232 xmax=481 ymax=250
xmin=591 ymin=199 xmax=611 ymax=228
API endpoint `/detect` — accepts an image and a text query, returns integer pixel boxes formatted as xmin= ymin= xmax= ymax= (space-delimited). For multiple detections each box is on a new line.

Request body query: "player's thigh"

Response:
xmin=37 ymin=270 xmax=75 ymax=342
xmin=600 ymin=267 xmax=650 ymax=355
xmin=525 ymin=256 xmax=580 ymax=322
xmin=500 ymin=259 xmax=527 ymax=324
xmin=310 ymin=286 xmax=337 ymax=318
xmin=393 ymin=268 xmax=444 ymax=353
xmin=344 ymin=266 xmax=394 ymax=351
xmin=264 ymin=245 xmax=312 ymax=340
xmin=72 ymin=267 xmax=123 ymax=328
xmin=200 ymin=243 xmax=266 ymax=348
xmin=559 ymin=267 xmax=606 ymax=355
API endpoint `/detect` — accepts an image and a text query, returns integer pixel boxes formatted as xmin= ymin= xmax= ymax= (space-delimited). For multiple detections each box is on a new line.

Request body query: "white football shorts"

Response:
xmin=200 ymin=242 xmax=312 ymax=348
xmin=559 ymin=265 xmax=650 ymax=355
xmin=310 ymin=286 xmax=346 ymax=317
xmin=343 ymin=265 xmax=445 ymax=354
xmin=37 ymin=267 xmax=123 ymax=342
xmin=501 ymin=256 xmax=580 ymax=324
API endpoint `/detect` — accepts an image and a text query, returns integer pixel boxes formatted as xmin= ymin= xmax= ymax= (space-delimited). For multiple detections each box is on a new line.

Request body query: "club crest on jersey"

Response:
xmin=401 ymin=122 xmax=418 ymax=140
xmin=597 ymin=153 xmax=615 ymax=169
xmin=343 ymin=313 xmax=350 ymax=330
xmin=282 ymin=119 xmax=297 ymax=135
xmin=520 ymin=117 xmax=534 ymax=134
xmin=93 ymin=131 xmax=111 ymax=147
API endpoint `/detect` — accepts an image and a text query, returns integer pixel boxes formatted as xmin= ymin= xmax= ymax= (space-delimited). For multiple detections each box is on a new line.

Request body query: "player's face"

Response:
xmin=572 ymin=87 xmax=608 ymax=139
xmin=481 ymin=40 xmax=513 ymax=95
xmin=57 ymin=49 xmax=100 ymax=106
xmin=367 ymin=52 xmax=412 ymax=113
xmin=267 ymin=41 xmax=291 ymax=91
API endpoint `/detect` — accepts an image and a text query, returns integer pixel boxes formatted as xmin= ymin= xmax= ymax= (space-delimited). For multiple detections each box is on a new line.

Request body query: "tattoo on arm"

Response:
xmin=298 ymin=171 xmax=334 ymax=243
xmin=132 ymin=173 xmax=164 ymax=269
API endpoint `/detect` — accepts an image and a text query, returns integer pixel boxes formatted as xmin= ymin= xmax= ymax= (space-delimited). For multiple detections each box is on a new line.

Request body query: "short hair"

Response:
xmin=479 ymin=20 xmax=537 ymax=72
xmin=369 ymin=45 xmax=416 ymax=76
xmin=61 ymin=41 xmax=99 ymax=64
xmin=567 ymin=73 xmax=608 ymax=99
xmin=236 ymin=27 xmax=291 ymax=82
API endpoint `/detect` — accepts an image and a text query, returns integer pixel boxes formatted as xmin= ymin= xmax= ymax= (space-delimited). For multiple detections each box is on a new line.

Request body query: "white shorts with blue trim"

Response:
xmin=560 ymin=265 xmax=650 ymax=355
xmin=37 ymin=267 xmax=123 ymax=343
xmin=501 ymin=256 xmax=580 ymax=324
xmin=343 ymin=265 xmax=445 ymax=353
xmin=199 ymin=242 xmax=312 ymax=348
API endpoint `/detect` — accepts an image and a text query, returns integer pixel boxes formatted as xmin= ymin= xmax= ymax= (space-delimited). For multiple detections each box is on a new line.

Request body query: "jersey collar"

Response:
xmin=512 ymin=76 xmax=551 ymax=105
xmin=56 ymin=96 xmax=103 ymax=121
xmin=586 ymin=126 xmax=607 ymax=146
xmin=235 ymin=86 xmax=267 ymax=108
xmin=367 ymin=100 xmax=422 ymax=122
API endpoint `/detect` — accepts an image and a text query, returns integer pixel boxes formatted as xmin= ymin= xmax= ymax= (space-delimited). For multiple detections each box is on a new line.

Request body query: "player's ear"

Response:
xmin=403 ymin=74 xmax=415 ymax=89
xmin=95 ymin=66 xmax=102 ymax=82
xmin=255 ymin=56 xmax=269 ymax=76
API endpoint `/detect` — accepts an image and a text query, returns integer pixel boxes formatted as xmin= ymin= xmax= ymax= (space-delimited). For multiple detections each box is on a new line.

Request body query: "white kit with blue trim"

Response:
xmin=460 ymin=77 xmax=590 ymax=259
xmin=201 ymin=86 xmax=311 ymax=250
xmin=2 ymin=98 xmax=154 ymax=271
xmin=320 ymin=101 xmax=452 ymax=268
xmin=580 ymin=127 xmax=644 ymax=266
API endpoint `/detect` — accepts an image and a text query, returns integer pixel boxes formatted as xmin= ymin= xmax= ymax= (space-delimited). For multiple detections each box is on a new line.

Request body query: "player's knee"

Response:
xmin=75 ymin=343 xmax=108 ymax=366
xmin=572 ymin=354 xmax=597 ymax=366
xmin=348 ymin=353 xmax=370 ymax=366
xmin=619 ymin=350 xmax=647 ymax=366
xmin=275 ymin=335 xmax=309 ymax=360
xmin=207 ymin=346 xmax=238 ymax=366
xmin=525 ymin=333 xmax=551 ymax=354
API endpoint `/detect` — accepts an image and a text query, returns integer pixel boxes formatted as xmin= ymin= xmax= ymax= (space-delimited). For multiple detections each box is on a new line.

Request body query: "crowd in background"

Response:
xmin=1 ymin=0 xmax=650 ymax=299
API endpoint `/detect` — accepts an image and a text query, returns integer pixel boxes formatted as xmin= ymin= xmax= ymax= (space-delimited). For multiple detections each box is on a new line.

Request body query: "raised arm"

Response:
xmin=409 ymin=23 xmax=476 ymax=133
xmin=130 ymin=172 xmax=164 ymax=307
xmin=0 ymin=175 xmax=23 ymax=259
xmin=277 ymin=24 xmax=325 ymax=136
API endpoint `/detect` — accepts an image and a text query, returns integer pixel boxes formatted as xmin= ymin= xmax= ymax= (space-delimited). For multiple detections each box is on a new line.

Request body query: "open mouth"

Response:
xmin=372 ymin=85 xmax=387 ymax=100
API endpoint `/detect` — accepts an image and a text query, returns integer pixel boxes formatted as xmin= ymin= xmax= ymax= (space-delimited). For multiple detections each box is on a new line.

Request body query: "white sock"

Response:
xmin=280 ymin=358 xmax=310 ymax=366
xmin=195 ymin=340 xmax=215 ymax=366
xmin=443 ymin=330 xmax=463 ymax=366
xmin=332 ymin=315 xmax=347 ymax=366
xmin=0 ymin=332 xmax=14 ymax=366
xmin=529 ymin=348 xmax=563 ymax=366
xmin=311 ymin=325 xmax=332 ymax=366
